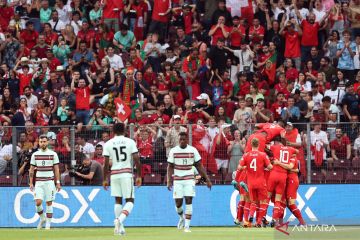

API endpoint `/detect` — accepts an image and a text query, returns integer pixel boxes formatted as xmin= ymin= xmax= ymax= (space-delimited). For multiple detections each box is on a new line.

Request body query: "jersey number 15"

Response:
xmin=113 ymin=146 xmax=127 ymax=162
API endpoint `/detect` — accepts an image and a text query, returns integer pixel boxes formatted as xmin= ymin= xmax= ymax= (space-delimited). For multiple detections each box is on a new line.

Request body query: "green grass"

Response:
xmin=0 ymin=226 xmax=359 ymax=240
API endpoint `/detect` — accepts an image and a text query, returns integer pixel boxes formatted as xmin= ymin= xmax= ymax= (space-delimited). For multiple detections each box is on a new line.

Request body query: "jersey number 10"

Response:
xmin=113 ymin=146 xmax=127 ymax=162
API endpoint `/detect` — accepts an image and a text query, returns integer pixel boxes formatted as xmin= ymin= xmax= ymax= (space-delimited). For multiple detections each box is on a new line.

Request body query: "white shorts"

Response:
xmin=173 ymin=180 xmax=195 ymax=199
xmin=111 ymin=177 xmax=135 ymax=199
xmin=215 ymin=158 xmax=229 ymax=170
xmin=34 ymin=181 xmax=56 ymax=202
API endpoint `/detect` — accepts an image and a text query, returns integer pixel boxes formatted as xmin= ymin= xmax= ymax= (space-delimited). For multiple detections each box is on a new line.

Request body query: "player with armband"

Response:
xmin=266 ymin=136 xmax=297 ymax=227
xmin=103 ymin=123 xmax=142 ymax=236
xmin=239 ymin=138 xmax=272 ymax=227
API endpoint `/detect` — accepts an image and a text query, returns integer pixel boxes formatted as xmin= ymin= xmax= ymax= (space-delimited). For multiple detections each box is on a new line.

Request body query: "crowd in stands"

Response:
xmin=0 ymin=0 xmax=359 ymax=185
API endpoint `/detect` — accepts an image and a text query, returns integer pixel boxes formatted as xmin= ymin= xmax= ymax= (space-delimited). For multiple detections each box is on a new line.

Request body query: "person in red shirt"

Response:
xmin=280 ymin=18 xmax=302 ymax=71
xmin=285 ymin=58 xmax=299 ymax=82
xmin=46 ymin=49 xmax=61 ymax=72
xmin=150 ymin=101 xmax=170 ymax=124
xmin=71 ymin=76 xmax=93 ymax=125
xmin=93 ymin=144 xmax=105 ymax=165
xmin=17 ymin=65 xmax=33 ymax=95
xmin=270 ymin=92 xmax=287 ymax=121
xmin=102 ymin=0 xmax=124 ymax=32
xmin=212 ymin=124 xmax=232 ymax=176
xmin=329 ymin=128 xmax=352 ymax=168
xmin=77 ymin=21 xmax=96 ymax=50
xmin=274 ymin=73 xmax=288 ymax=95
xmin=248 ymin=18 xmax=265 ymax=45
xmin=229 ymin=16 xmax=246 ymax=49
xmin=256 ymin=121 xmax=286 ymax=143
xmin=129 ymin=48 xmax=143 ymax=71
xmin=219 ymin=70 xmax=233 ymax=99
xmin=149 ymin=0 xmax=172 ymax=41
xmin=239 ymin=138 xmax=272 ymax=227
xmin=295 ymin=9 xmax=330 ymax=63
xmin=215 ymin=95 xmax=236 ymax=120
xmin=267 ymin=139 xmax=297 ymax=225
xmin=136 ymin=127 xmax=154 ymax=165
xmin=20 ymin=21 xmax=39 ymax=50
xmin=208 ymin=15 xmax=230 ymax=46
xmin=0 ymin=1 xmax=14 ymax=30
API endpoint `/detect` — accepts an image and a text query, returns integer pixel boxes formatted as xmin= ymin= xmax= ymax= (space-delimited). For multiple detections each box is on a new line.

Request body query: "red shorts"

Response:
xmin=249 ymin=185 xmax=267 ymax=202
xmin=286 ymin=173 xmax=299 ymax=200
xmin=267 ymin=171 xmax=287 ymax=196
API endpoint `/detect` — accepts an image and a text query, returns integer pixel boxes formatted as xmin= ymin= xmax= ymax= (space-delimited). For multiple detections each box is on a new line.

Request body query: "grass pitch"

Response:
xmin=1 ymin=226 xmax=359 ymax=240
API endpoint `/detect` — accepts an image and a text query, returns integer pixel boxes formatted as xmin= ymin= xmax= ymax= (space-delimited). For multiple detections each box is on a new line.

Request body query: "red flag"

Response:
xmin=114 ymin=97 xmax=131 ymax=122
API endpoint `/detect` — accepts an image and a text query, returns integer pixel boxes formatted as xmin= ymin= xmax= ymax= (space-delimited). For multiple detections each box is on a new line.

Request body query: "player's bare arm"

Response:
xmin=103 ymin=156 xmax=110 ymax=190
xmin=194 ymin=161 xmax=212 ymax=190
xmin=29 ymin=165 xmax=35 ymax=191
xmin=133 ymin=152 xmax=142 ymax=187
xmin=273 ymin=160 xmax=294 ymax=170
xmin=54 ymin=164 xmax=61 ymax=192
xmin=166 ymin=163 xmax=174 ymax=191
xmin=266 ymin=163 xmax=273 ymax=170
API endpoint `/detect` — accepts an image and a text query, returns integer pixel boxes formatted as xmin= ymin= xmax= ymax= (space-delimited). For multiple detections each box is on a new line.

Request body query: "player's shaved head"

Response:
xmin=251 ymin=138 xmax=259 ymax=148
xmin=113 ymin=123 xmax=125 ymax=135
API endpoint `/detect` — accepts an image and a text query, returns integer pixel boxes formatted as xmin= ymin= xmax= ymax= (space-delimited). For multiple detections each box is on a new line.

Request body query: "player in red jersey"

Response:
xmin=267 ymin=137 xmax=297 ymax=226
xmin=239 ymin=138 xmax=272 ymax=227
xmin=232 ymin=169 xmax=250 ymax=226
xmin=285 ymin=158 xmax=306 ymax=225
xmin=256 ymin=121 xmax=286 ymax=143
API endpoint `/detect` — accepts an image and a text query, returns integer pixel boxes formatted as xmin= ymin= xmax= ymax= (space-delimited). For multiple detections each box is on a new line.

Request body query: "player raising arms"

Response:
xmin=267 ymin=136 xmax=297 ymax=226
xmin=29 ymin=135 xmax=61 ymax=230
xmin=167 ymin=132 xmax=212 ymax=233
xmin=239 ymin=138 xmax=272 ymax=227
xmin=103 ymin=123 xmax=142 ymax=236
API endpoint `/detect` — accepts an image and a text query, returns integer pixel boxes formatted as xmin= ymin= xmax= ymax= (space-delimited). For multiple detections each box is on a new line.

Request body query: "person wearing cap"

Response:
xmin=196 ymin=93 xmax=213 ymax=115
xmin=224 ymin=39 xmax=254 ymax=73
xmin=118 ymin=68 xmax=142 ymax=116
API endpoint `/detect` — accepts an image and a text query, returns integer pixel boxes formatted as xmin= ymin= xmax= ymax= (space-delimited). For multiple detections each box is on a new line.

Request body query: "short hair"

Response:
xmin=79 ymin=153 xmax=89 ymax=162
xmin=342 ymin=30 xmax=351 ymax=36
xmin=95 ymin=144 xmax=103 ymax=148
xmin=251 ymin=138 xmax=259 ymax=147
xmin=179 ymin=132 xmax=188 ymax=138
xmin=39 ymin=134 xmax=48 ymax=140
xmin=156 ymin=101 xmax=165 ymax=108
xmin=322 ymin=96 xmax=331 ymax=102
xmin=113 ymin=123 xmax=125 ymax=135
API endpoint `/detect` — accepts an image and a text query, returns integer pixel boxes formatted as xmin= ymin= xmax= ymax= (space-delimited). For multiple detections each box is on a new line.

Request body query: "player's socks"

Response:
xmin=288 ymin=204 xmax=306 ymax=225
xmin=243 ymin=202 xmax=250 ymax=221
xmin=249 ymin=203 xmax=256 ymax=221
xmin=36 ymin=205 xmax=45 ymax=219
xmin=45 ymin=205 xmax=53 ymax=229
xmin=118 ymin=202 xmax=134 ymax=224
xmin=176 ymin=206 xmax=184 ymax=217
xmin=255 ymin=203 xmax=261 ymax=224
xmin=184 ymin=204 xmax=192 ymax=229
xmin=272 ymin=201 xmax=282 ymax=220
xmin=114 ymin=204 xmax=123 ymax=218
xmin=236 ymin=201 xmax=245 ymax=222
xmin=258 ymin=203 xmax=268 ymax=225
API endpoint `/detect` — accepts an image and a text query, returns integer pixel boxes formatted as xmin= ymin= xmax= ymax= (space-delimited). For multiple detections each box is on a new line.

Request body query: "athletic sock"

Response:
xmin=184 ymin=205 xmax=192 ymax=228
xmin=236 ymin=201 xmax=245 ymax=221
xmin=114 ymin=204 xmax=123 ymax=219
xmin=176 ymin=206 xmax=184 ymax=218
xmin=36 ymin=205 xmax=45 ymax=220
xmin=257 ymin=203 xmax=268 ymax=224
xmin=244 ymin=202 xmax=250 ymax=221
xmin=288 ymin=204 xmax=306 ymax=225
xmin=249 ymin=203 xmax=257 ymax=220
xmin=255 ymin=203 xmax=261 ymax=223
xmin=118 ymin=202 xmax=134 ymax=224
xmin=45 ymin=205 xmax=53 ymax=228
xmin=273 ymin=201 xmax=282 ymax=220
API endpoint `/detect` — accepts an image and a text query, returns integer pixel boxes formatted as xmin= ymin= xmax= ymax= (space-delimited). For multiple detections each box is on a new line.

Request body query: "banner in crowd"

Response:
xmin=1 ymin=185 xmax=360 ymax=227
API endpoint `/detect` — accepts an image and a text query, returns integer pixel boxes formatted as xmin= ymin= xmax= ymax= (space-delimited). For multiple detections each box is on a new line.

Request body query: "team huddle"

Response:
xmin=28 ymin=122 xmax=305 ymax=233
xmin=235 ymin=121 xmax=306 ymax=227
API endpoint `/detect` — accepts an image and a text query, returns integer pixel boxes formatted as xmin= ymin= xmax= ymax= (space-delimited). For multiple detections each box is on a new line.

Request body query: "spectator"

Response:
xmin=97 ymin=132 xmax=110 ymax=147
xmin=342 ymin=82 xmax=359 ymax=121
xmin=281 ymin=95 xmax=300 ymax=122
xmin=253 ymin=98 xmax=273 ymax=123
xmin=209 ymin=37 xmax=227 ymax=74
xmin=1 ymin=32 xmax=20 ymax=69
xmin=150 ymin=101 xmax=170 ymax=124
xmin=233 ymin=98 xmax=253 ymax=132
xmin=213 ymin=124 xmax=232 ymax=176
xmin=271 ymin=92 xmax=286 ymax=121
xmin=102 ymin=0 xmax=123 ymax=33
xmin=144 ymin=33 xmax=163 ymax=73
xmin=280 ymin=17 xmax=302 ymax=70
xmin=148 ymin=0 xmax=171 ymax=42
xmin=310 ymin=123 xmax=329 ymax=169
xmin=211 ymin=0 xmax=232 ymax=26
xmin=209 ymin=16 xmax=229 ymax=47
xmin=71 ymin=77 xmax=93 ymax=125
xmin=225 ymin=40 xmax=254 ymax=73
xmin=336 ymin=30 xmax=357 ymax=81
xmin=0 ymin=140 xmax=20 ymax=175
xmin=76 ymin=135 xmax=95 ymax=157
xmin=329 ymin=127 xmax=352 ymax=169
xmin=228 ymin=129 xmax=245 ymax=173
xmin=113 ymin=23 xmax=136 ymax=52
xmin=105 ymin=45 xmax=124 ymax=72
xmin=48 ymin=10 xmax=66 ymax=35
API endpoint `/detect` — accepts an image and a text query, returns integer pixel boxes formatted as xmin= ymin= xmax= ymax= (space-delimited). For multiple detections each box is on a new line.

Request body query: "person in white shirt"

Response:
xmin=224 ymin=41 xmax=254 ymax=73
xmin=76 ymin=135 xmax=95 ymax=157
xmin=289 ymin=0 xmax=309 ymax=24
xmin=0 ymin=142 xmax=20 ymax=174
xmin=354 ymin=35 xmax=360 ymax=71
xmin=167 ymin=132 xmax=212 ymax=233
xmin=105 ymin=46 xmax=124 ymax=71
xmin=311 ymin=84 xmax=323 ymax=111
xmin=48 ymin=10 xmax=66 ymax=34
xmin=55 ymin=0 xmax=72 ymax=24
xmin=310 ymin=123 xmax=329 ymax=160
xmin=21 ymin=86 xmax=38 ymax=111
xmin=70 ymin=11 xmax=82 ymax=35
xmin=324 ymin=80 xmax=345 ymax=114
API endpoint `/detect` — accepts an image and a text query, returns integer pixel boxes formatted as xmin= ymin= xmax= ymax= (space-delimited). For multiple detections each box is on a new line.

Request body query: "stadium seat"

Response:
xmin=209 ymin=174 xmax=223 ymax=184
xmin=310 ymin=171 xmax=324 ymax=183
xmin=345 ymin=171 xmax=360 ymax=183
xmin=325 ymin=171 xmax=345 ymax=184
xmin=333 ymin=160 xmax=351 ymax=170
xmin=143 ymin=174 xmax=162 ymax=185
xmin=0 ymin=175 xmax=12 ymax=185
xmin=223 ymin=173 xmax=233 ymax=184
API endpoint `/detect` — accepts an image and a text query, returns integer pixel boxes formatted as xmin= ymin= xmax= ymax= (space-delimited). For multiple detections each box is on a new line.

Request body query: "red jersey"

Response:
xmin=284 ymin=31 xmax=301 ymax=58
xmin=20 ymin=30 xmax=39 ymax=49
xmin=249 ymin=25 xmax=265 ymax=44
xmin=285 ymin=68 xmax=299 ymax=82
xmin=152 ymin=0 xmax=171 ymax=23
xmin=240 ymin=150 xmax=270 ymax=188
xmin=274 ymin=83 xmax=288 ymax=94
xmin=149 ymin=113 xmax=170 ymax=124
xmin=103 ymin=0 xmax=124 ymax=19
xmin=18 ymin=73 xmax=33 ymax=95
xmin=137 ymin=136 xmax=153 ymax=158
xmin=330 ymin=136 xmax=351 ymax=160
xmin=256 ymin=123 xmax=285 ymax=143
xmin=77 ymin=30 xmax=96 ymax=48
xmin=210 ymin=25 xmax=230 ymax=46
xmin=301 ymin=20 xmax=320 ymax=46
xmin=229 ymin=26 xmax=246 ymax=47
xmin=270 ymin=102 xmax=286 ymax=121
xmin=214 ymin=133 xmax=231 ymax=160
xmin=270 ymin=144 xmax=297 ymax=173
xmin=245 ymin=133 xmax=266 ymax=153
xmin=74 ymin=87 xmax=90 ymax=110
xmin=222 ymin=79 xmax=233 ymax=97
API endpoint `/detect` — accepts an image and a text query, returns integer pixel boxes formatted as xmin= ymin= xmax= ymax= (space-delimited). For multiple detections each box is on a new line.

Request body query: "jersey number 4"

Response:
xmin=113 ymin=146 xmax=127 ymax=162
xmin=250 ymin=158 xmax=257 ymax=171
